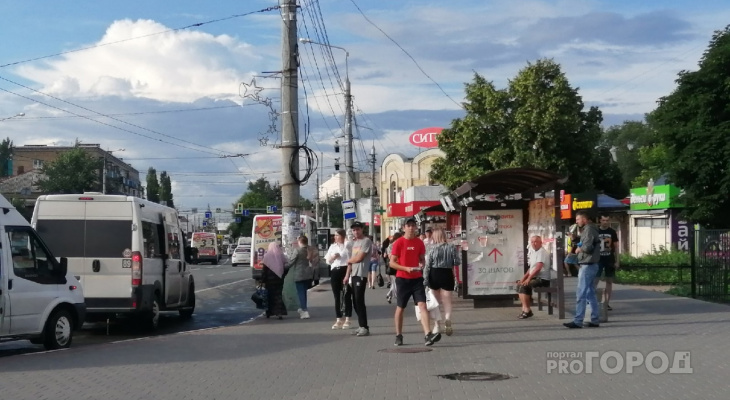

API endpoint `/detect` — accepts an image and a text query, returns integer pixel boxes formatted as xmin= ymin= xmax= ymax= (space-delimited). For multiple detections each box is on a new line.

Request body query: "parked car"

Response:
xmin=231 ymin=245 xmax=251 ymax=267
xmin=0 ymin=194 xmax=86 ymax=350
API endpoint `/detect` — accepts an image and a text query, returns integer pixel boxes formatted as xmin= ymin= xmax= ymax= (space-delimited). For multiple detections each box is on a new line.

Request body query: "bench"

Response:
xmin=534 ymin=279 xmax=559 ymax=315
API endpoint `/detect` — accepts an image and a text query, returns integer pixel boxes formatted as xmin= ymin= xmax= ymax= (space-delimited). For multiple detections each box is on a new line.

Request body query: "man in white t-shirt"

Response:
xmin=516 ymin=236 xmax=552 ymax=319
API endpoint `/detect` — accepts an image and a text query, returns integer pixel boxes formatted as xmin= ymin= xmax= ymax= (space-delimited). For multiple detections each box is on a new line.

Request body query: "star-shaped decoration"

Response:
xmin=241 ymin=78 xmax=264 ymax=101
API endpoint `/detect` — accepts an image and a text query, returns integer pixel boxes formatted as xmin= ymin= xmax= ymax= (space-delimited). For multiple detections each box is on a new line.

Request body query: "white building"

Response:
xmin=318 ymin=171 xmax=378 ymax=200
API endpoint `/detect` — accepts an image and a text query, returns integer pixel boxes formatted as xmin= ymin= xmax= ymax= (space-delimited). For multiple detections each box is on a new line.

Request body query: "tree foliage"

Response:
xmin=318 ymin=194 xmax=344 ymax=229
xmin=0 ymin=137 xmax=13 ymax=177
xmin=159 ymin=171 xmax=173 ymax=207
xmin=37 ymin=148 xmax=100 ymax=194
xmin=431 ymin=59 xmax=623 ymax=196
xmin=227 ymin=178 xmax=283 ymax=239
xmin=146 ymin=167 xmax=160 ymax=203
xmin=648 ymin=26 xmax=730 ymax=227
xmin=602 ymin=121 xmax=657 ymax=188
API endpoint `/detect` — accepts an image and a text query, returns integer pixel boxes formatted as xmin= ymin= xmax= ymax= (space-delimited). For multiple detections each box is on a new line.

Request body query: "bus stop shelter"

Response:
xmin=440 ymin=168 xmax=568 ymax=318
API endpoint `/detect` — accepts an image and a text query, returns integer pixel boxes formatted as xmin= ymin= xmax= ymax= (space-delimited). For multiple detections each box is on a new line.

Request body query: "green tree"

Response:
xmin=10 ymin=197 xmax=32 ymax=221
xmin=37 ymin=148 xmax=100 ymax=193
xmin=431 ymin=59 xmax=619 ymax=195
xmin=603 ymin=121 xmax=657 ymax=188
xmin=0 ymin=137 xmax=13 ymax=176
xmin=146 ymin=167 xmax=160 ymax=203
xmin=648 ymin=26 xmax=730 ymax=227
xmin=318 ymin=194 xmax=344 ymax=229
xmin=159 ymin=171 xmax=174 ymax=207
xmin=227 ymin=178 xmax=282 ymax=238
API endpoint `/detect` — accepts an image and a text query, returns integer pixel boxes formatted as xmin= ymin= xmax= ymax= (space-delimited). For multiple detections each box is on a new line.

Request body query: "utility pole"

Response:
xmin=315 ymin=171 xmax=320 ymax=227
xmin=280 ymin=0 xmax=301 ymax=312
xmin=369 ymin=145 xmax=376 ymax=239
xmin=102 ymin=155 xmax=107 ymax=194
xmin=325 ymin=191 xmax=330 ymax=227
xmin=280 ymin=0 xmax=300 ymax=250
xmin=343 ymin=77 xmax=354 ymax=230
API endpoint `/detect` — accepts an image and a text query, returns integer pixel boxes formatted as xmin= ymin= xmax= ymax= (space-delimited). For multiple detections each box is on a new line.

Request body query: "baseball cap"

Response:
xmin=404 ymin=218 xmax=417 ymax=226
xmin=351 ymin=221 xmax=364 ymax=229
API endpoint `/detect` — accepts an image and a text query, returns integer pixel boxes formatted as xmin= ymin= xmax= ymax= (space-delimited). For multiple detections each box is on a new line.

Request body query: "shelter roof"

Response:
xmin=452 ymin=168 xmax=565 ymax=199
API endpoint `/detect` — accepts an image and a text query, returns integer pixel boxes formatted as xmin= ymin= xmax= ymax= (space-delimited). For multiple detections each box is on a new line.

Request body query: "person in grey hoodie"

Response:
xmin=564 ymin=210 xmax=602 ymax=329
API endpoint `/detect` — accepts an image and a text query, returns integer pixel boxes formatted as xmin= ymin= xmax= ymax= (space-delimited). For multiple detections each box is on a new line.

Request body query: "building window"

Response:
xmin=635 ymin=218 xmax=667 ymax=228
xmin=390 ymin=181 xmax=397 ymax=203
xmin=33 ymin=159 xmax=44 ymax=169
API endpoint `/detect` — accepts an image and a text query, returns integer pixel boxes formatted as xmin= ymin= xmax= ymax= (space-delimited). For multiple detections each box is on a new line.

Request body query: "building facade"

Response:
xmin=378 ymin=149 xmax=446 ymax=238
xmin=10 ymin=144 xmax=142 ymax=197
xmin=318 ymin=171 xmax=377 ymax=199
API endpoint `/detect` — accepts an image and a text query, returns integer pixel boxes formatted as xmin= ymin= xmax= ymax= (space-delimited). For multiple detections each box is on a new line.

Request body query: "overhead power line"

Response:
xmin=0 ymin=6 xmax=283 ymax=68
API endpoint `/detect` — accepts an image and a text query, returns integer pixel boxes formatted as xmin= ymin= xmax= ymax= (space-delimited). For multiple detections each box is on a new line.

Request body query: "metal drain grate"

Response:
xmin=378 ymin=348 xmax=434 ymax=353
xmin=437 ymin=372 xmax=513 ymax=381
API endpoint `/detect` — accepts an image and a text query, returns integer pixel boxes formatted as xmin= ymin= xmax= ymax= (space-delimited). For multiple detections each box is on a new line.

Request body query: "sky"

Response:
xmin=0 ymin=0 xmax=728 ymax=215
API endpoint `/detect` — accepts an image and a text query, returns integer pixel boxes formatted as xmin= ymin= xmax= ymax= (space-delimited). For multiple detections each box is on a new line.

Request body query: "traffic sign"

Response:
xmin=215 ymin=208 xmax=221 ymax=213
xmin=243 ymin=209 xmax=250 ymax=217
xmin=205 ymin=211 xmax=212 ymax=219
xmin=342 ymin=200 xmax=357 ymax=220
xmin=266 ymin=205 xmax=278 ymax=214
xmin=235 ymin=217 xmax=241 ymax=223
xmin=202 ymin=221 xmax=208 ymax=227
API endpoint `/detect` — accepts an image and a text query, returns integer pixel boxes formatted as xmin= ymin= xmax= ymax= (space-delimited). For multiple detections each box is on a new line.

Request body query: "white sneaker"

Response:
xmin=297 ymin=308 xmax=303 ymax=316
xmin=342 ymin=318 xmax=351 ymax=329
xmin=332 ymin=318 xmax=343 ymax=329
xmin=356 ymin=327 xmax=370 ymax=336
xmin=300 ymin=311 xmax=310 ymax=319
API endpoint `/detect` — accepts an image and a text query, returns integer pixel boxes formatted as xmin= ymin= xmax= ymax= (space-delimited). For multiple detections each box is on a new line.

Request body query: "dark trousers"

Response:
xmin=330 ymin=267 xmax=352 ymax=318
xmin=350 ymin=276 xmax=369 ymax=329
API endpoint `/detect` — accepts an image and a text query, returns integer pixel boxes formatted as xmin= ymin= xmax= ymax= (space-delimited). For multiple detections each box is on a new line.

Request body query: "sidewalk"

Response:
xmin=1 ymin=279 xmax=729 ymax=400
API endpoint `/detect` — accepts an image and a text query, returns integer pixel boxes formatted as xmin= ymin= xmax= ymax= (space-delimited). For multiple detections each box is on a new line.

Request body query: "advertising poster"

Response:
xmin=466 ymin=209 xmax=525 ymax=296
xmin=252 ymin=215 xmax=282 ymax=271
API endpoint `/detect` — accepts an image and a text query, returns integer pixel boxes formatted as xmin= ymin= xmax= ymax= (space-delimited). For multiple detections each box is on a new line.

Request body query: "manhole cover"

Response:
xmin=437 ymin=372 xmax=513 ymax=381
xmin=378 ymin=348 xmax=433 ymax=353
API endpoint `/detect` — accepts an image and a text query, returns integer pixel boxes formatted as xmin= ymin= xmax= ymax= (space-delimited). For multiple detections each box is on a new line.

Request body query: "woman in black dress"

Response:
xmin=260 ymin=242 xmax=288 ymax=319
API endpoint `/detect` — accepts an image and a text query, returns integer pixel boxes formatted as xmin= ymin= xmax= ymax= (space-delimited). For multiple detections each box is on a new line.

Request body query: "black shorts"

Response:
xmin=395 ymin=277 xmax=427 ymax=309
xmin=427 ymin=268 xmax=455 ymax=291
xmin=597 ymin=261 xmax=616 ymax=279
xmin=516 ymin=278 xmax=550 ymax=296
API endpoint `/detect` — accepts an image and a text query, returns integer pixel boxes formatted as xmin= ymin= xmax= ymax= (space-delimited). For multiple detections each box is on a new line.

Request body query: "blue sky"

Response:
xmin=0 ymin=0 xmax=728 ymax=213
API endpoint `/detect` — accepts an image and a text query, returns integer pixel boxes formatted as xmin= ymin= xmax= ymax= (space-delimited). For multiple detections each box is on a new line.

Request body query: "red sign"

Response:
xmin=374 ymin=214 xmax=381 ymax=226
xmin=560 ymin=191 xmax=572 ymax=220
xmin=387 ymin=201 xmax=442 ymax=218
xmin=408 ymin=127 xmax=443 ymax=148
xmin=488 ymin=248 xmax=503 ymax=263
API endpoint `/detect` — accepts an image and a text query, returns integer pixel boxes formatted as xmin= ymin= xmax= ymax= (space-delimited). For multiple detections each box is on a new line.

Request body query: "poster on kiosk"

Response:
xmin=466 ymin=208 xmax=525 ymax=296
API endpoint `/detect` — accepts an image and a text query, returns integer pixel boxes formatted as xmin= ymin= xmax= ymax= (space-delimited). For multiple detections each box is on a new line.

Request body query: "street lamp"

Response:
xmin=299 ymin=38 xmax=355 ymax=229
xmin=0 ymin=112 xmax=25 ymax=122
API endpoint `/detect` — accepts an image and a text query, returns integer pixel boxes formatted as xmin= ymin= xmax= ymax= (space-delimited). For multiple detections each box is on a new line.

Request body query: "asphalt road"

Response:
xmin=0 ymin=256 xmax=262 ymax=357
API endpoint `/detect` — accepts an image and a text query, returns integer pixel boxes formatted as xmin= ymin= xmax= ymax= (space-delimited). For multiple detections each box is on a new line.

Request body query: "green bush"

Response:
xmin=614 ymin=248 xmax=690 ymax=285
xmin=619 ymin=247 xmax=690 ymax=267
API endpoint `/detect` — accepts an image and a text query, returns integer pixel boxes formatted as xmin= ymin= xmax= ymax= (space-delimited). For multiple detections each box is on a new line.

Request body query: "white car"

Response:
xmin=231 ymin=245 xmax=251 ymax=267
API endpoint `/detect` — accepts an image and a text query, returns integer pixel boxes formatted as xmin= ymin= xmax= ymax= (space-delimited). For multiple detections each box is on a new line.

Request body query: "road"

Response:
xmin=0 ymin=256 xmax=261 ymax=357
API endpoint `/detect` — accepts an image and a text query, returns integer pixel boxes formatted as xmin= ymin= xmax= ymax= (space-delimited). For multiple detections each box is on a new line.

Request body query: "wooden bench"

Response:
xmin=534 ymin=279 xmax=559 ymax=315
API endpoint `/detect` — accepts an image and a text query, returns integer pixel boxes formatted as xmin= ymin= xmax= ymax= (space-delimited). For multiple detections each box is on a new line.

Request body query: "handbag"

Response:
xmin=425 ymin=288 xmax=439 ymax=311
xmin=377 ymin=272 xmax=385 ymax=287
xmin=251 ymin=285 xmax=269 ymax=310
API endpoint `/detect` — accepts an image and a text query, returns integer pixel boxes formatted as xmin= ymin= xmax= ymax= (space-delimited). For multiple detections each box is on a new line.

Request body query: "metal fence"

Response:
xmin=692 ymin=229 xmax=730 ymax=304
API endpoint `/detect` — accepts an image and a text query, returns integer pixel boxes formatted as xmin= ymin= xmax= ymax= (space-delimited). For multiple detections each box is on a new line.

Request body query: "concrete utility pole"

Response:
xmin=280 ymin=0 xmax=301 ymax=312
xmin=369 ymin=144 xmax=376 ymax=239
xmin=315 ymin=171 xmax=320 ymax=227
xmin=280 ymin=0 xmax=301 ymax=251
xmin=344 ymin=78 xmax=353 ymax=204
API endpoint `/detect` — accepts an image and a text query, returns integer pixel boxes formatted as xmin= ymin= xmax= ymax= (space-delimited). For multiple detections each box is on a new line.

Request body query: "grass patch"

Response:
xmin=665 ymin=285 xmax=691 ymax=298
xmin=614 ymin=248 xmax=690 ymax=285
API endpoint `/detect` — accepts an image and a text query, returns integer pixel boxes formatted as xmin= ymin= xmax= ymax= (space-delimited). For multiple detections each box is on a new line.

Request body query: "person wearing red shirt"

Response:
xmin=389 ymin=218 xmax=440 ymax=346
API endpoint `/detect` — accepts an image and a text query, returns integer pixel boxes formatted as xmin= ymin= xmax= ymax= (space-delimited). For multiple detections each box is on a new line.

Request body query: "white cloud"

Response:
xmin=15 ymin=19 xmax=265 ymax=103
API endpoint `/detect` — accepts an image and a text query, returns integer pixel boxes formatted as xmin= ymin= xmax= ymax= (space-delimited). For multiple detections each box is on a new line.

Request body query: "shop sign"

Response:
xmin=408 ymin=127 xmax=443 ymax=148
xmin=630 ymin=181 xmax=682 ymax=210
